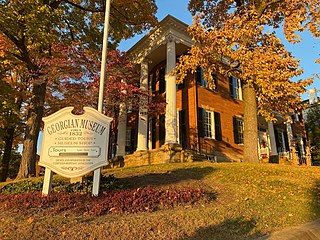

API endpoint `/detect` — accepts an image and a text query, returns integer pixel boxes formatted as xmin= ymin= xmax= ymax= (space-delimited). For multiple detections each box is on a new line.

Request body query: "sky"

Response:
xmin=118 ymin=0 xmax=320 ymax=100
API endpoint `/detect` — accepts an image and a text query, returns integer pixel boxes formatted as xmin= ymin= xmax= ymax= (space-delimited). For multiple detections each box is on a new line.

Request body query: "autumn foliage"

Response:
xmin=0 ymin=0 xmax=158 ymax=179
xmin=178 ymin=0 xmax=319 ymax=120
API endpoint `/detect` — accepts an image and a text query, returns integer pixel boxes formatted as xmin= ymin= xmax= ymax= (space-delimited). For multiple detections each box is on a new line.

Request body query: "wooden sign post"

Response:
xmin=39 ymin=107 xmax=112 ymax=196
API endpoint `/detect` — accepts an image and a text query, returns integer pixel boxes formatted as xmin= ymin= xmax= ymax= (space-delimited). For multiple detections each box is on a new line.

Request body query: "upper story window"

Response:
xmin=198 ymin=108 xmax=222 ymax=140
xmin=196 ymin=67 xmax=218 ymax=91
xmin=229 ymin=76 xmax=242 ymax=100
xmin=233 ymin=116 xmax=244 ymax=144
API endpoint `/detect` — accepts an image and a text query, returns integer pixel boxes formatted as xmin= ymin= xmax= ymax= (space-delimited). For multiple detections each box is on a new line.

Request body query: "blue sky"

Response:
xmin=119 ymin=0 xmax=320 ymax=100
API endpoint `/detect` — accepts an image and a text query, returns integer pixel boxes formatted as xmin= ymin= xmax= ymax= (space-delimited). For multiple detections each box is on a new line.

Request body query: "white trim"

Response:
xmin=203 ymin=109 xmax=216 ymax=140
xmin=177 ymin=109 xmax=180 ymax=144
xmin=237 ymin=78 xmax=243 ymax=100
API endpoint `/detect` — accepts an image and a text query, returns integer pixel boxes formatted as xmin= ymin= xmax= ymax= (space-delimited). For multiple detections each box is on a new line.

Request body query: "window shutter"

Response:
xmin=198 ymin=108 xmax=204 ymax=137
xmin=283 ymin=131 xmax=290 ymax=151
xmin=229 ymin=77 xmax=235 ymax=98
xmin=179 ymin=109 xmax=187 ymax=148
xmin=196 ymin=67 xmax=202 ymax=84
xmin=274 ymin=129 xmax=279 ymax=151
xmin=233 ymin=117 xmax=239 ymax=144
xmin=214 ymin=112 xmax=222 ymax=141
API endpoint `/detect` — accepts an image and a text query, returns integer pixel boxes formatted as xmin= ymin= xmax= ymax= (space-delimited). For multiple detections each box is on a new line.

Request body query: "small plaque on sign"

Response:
xmin=39 ymin=107 xmax=112 ymax=180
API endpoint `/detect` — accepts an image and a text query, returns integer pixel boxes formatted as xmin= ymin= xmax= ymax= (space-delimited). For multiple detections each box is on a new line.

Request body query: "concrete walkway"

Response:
xmin=258 ymin=220 xmax=320 ymax=240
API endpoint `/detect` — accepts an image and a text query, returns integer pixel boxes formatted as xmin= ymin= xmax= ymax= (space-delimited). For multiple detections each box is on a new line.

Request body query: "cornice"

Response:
xmin=127 ymin=15 xmax=192 ymax=64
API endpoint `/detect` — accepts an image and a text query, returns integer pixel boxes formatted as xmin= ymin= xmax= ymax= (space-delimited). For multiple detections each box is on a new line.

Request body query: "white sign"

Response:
xmin=39 ymin=107 xmax=113 ymax=179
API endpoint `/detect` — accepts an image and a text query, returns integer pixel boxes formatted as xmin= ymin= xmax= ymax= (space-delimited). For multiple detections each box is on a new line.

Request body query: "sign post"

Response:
xmin=93 ymin=0 xmax=112 ymax=196
xmin=39 ymin=107 xmax=112 ymax=196
xmin=41 ymin=0 xmax=112 ymax=196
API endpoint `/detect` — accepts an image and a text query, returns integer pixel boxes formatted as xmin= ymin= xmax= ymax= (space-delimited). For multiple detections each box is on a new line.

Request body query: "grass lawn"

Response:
xmin=1 ymin=162 xmax=320 ymax=240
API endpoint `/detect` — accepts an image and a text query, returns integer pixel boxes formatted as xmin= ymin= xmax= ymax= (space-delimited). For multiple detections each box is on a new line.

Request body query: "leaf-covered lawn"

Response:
xmin=1 ymin=162 xmax=320 ymax=240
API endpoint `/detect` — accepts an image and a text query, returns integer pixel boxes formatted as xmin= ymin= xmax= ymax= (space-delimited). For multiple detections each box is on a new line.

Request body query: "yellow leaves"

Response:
xmin=27 ymin=217 xmax=34 ymax=224
xmin=177 ymin=14 xmax=313 ymax=120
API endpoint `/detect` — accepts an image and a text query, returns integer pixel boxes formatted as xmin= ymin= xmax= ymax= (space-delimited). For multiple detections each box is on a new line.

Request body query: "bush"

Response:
xmin=0 ymin=186 xmax=207 ymax=216
xmin=0 ymin=174 xmax=124 ymax=194
xmin=0 ymin=179 xmax=43 ymax=194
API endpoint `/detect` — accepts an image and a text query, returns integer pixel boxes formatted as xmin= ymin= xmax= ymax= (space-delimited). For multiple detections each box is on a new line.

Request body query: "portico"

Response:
xmin=127 ymin=15 xmax=192 ymax=152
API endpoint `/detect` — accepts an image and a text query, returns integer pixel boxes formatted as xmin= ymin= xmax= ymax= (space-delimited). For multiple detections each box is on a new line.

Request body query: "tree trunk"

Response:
xmin=243 ymin=83 xmax=259 ymax=162
xmin=16 ymin=82 xmax=47 ymax=179
xmin=0 ymin=126 xmax=15 ymax=182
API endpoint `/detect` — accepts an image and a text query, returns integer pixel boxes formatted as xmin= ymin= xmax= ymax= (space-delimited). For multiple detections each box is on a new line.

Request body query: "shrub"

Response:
xmin=0 ymin=179 xmax=43 ymax=194
xmin=0 ymin=174 xmax=123 ymax=194
xmin=0 ymin=186 xmax=207 ymax=216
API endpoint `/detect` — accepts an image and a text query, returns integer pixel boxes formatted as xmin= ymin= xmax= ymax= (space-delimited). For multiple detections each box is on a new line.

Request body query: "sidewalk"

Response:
xmin=258 ymin=220 xmax=320 ymax=240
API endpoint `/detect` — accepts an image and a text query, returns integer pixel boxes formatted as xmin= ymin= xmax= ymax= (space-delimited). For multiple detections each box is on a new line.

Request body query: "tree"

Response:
xmin=0 ymin=35 xmax=24 ymax=181
xmin=0 ymin=0 xmax=157 ymax=179
xmin=47 ymin=49 xmax=146 ymax=116
xmin=0 ymin=78 xmax=21 ymax=181
xmin=305 ymin=103 xmax=320 ymax=165
xmin=177 ymin=0 xmax=317 ymax=162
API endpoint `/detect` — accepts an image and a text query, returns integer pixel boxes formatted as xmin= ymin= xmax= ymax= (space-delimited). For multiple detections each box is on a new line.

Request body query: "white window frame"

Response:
xmin=230 ymin=76 xmax=243 ymax=100
xmin=203 ymin=109 xmax=215 ymax=139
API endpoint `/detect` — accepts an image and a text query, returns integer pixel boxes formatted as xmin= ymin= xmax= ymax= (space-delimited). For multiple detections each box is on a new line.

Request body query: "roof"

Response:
xmin=127 ymin=15 xmax=189 ymax=54
xmin=127 ymin=15 xmax=192 ymax=64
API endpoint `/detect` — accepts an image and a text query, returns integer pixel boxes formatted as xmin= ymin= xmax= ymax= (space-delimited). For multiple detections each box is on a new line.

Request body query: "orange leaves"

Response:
xmin=176 ymin=0 xmax=319 ymax=120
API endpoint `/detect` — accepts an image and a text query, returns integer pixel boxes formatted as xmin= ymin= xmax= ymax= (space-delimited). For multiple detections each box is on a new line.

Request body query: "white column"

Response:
xmin=165 ymin=35 xmax=178 ymax=144
xmin=298 ymin=134 xmax=305 ymax=157
xmin=268 ymin=122 xmax=278 ymax=156
xmin=136 ymin=60 xmax=148 ymax=151
xmin=285 ymin=118 xmax=294 ymax=160
xmin=286 ymin=119 xmax=293 ymax=149
xmin=148 ymin=118 xmax=152 ymax=149
xmin=116 ymin=103 xmax=127 ymax=156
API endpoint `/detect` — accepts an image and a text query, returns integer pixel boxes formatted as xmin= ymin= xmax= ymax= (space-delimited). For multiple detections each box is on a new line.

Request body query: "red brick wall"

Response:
xmin=195 ymin=73 xmax=244 ymax=156
xmin=145 ymin=61 xmax=244 ymax=160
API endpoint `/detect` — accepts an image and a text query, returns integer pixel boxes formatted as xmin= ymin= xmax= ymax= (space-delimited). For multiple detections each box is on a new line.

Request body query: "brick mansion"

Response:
xmin=111 ymin=15 xmax=307 ymax=166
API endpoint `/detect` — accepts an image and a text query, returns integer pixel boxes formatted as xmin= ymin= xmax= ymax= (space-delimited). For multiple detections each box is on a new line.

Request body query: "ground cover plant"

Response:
xmin=0 ymin=174 xmax=124 ymax=194
xmin=1 ymin=162 xmax=320 ymax=240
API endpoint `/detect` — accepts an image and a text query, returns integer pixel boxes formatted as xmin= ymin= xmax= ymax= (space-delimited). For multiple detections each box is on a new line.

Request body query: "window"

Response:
xmin=196 ymin=67 xmax=218 ymax=91
xmin=233 ymin=116 xmax=244 ymax=144
xmin=198 ymin=108 xmax=222 ymax=140
xmin=229 ymin=76 xmax=242 ymax=100
xmin=275 ymin=130 xmax=286 ymax=152
xmin=203 ymin=110 xmax=213 ymax=138
xmin=125 ymin=128 xmax=131 ymax=147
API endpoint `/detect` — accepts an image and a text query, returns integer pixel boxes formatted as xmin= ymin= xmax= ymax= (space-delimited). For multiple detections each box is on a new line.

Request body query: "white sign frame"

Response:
xmin=39 ymin=107 xmax=113 ymax=196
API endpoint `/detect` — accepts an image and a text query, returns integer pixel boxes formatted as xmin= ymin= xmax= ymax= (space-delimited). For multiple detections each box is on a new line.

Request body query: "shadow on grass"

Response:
xmin=119 ymin=166 xmax=216 ymax=189
xmin=181 ymin=217 xmax=261 ymax=240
